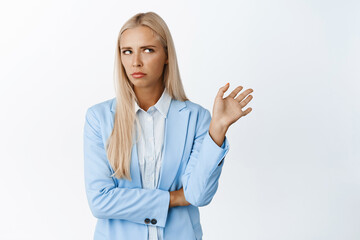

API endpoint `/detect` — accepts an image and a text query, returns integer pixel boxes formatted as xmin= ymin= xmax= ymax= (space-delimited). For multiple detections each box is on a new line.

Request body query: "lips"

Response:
xmin=132 ymin=72 xmax=146 ymax=76
xmin=131 ymin=72 xmax=146 ymax=78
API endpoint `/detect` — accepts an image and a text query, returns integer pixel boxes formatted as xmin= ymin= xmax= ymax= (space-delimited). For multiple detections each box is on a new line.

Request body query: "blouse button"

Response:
xmin=144 ymin=218 xmax=150 ymax=224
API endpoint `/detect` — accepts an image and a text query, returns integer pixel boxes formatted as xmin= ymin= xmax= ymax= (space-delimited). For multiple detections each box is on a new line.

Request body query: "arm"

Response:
xmin=181 ymin=83 xmax=253 ymax=207
xmin=83 ymin=108 xmax=170 ymax=227
xmin=181 ymin=108 xmax=230 ymax=207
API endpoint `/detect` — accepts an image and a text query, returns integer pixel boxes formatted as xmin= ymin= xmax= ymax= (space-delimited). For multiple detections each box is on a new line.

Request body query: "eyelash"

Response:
xmin=122 ymin=48 xmax=154 ymax=55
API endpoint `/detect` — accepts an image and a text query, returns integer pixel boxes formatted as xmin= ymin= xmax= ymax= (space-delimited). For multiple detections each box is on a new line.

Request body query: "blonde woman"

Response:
xmin=83 ymin=11 xmax=254 ymax=240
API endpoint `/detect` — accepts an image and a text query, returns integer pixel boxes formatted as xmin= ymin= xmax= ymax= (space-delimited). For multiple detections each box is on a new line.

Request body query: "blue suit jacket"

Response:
xmin=83 ymin=97 xmax=230 ymax=240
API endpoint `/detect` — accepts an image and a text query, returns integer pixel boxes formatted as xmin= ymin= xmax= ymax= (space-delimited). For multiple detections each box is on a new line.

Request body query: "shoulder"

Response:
xmin=183 ymin=100 xmax=211 ymax=119
xmin=184 ymin=100 xmax=210 ymax=113
xmin=85 ymin=97 xmax=115 ymax=118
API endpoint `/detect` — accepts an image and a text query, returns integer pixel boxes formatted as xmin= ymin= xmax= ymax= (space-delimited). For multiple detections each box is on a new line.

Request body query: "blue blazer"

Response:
xmin=83 ymin=97 xmax=230 ymax=240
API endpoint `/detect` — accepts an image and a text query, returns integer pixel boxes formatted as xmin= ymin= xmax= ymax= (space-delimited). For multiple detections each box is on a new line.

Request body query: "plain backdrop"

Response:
xmin=0 ymin=0 xmax=359 ymax=239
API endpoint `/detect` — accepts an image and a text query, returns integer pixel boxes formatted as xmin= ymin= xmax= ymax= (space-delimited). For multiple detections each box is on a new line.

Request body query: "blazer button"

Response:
xmin=151 ymin=219 xmax=157 ymax=225
xmin=144 ymin=218 xmax=150 ymax=224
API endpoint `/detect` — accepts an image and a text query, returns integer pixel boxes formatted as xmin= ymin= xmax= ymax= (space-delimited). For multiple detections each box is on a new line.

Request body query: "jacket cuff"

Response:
xmin=198 ymin=131 xmax=230 ymax=175
xmin=154 ymin=190 xmax=170 ymax=227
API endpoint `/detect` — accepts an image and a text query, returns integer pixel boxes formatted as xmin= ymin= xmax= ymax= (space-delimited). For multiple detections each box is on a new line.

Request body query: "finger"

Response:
xmin=242 ymin=107 xmax=252 ymax=116
xmin=239 ymin=94 xmax=253 ymax=108
xmin=235 ymin=88 xmax=254 ymax=102
xmin=216 ymin=82 xmax=230 ymax=99
xmin=228 ymin=85 xmax=243 ymax=99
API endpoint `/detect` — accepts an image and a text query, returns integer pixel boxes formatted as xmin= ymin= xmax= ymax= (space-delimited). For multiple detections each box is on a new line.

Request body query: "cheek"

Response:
xmin=148 ymin=56 xmax=166 ymax=72
xmin=121 ymin=58 xmax=131 ymax=72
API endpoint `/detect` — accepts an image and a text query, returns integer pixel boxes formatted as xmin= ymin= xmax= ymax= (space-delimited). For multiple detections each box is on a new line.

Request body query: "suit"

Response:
xmin=83 ymin=97 xmax=230 ymax=239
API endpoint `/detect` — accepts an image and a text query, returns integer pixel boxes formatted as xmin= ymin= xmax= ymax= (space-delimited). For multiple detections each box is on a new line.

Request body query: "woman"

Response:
xmin=83 ymin=11 xmax=254 ymax=240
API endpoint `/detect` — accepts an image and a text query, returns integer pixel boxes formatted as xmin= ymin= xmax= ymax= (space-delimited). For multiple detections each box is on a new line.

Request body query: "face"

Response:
xmin=120 ymin=26 xmax=168 ymax=90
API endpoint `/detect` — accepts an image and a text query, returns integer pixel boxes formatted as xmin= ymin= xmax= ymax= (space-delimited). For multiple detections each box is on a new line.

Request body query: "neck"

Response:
xmin=134 ymin=84 xmax=165 ymax=112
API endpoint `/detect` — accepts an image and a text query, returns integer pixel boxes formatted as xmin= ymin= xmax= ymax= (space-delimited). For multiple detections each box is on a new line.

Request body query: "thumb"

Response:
xmin=216 ymin=82 xmax=230 ymax=99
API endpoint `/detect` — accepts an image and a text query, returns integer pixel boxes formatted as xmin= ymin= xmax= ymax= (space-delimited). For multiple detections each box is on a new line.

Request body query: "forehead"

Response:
xmin=120 ymin=26 xmax=160 ymax=47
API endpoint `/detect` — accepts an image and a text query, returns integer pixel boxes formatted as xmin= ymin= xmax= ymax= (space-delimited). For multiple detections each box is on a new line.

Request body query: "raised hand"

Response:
xmin=212 ymin=83 xmax=254 ymax=129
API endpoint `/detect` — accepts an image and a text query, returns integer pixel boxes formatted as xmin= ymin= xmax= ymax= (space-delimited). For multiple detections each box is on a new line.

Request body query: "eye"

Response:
xmin=122 ymin=50 xmax=131 ymax=55
xmin=144 ymin=48 xmax=154 ymax=53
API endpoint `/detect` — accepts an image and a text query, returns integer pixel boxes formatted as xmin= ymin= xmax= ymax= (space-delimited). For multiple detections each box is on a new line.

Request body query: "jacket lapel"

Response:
xmin=158 ymin=99 xmax=189 ymax=191
xmin=110 ymin=98 xmax=189 ymax=190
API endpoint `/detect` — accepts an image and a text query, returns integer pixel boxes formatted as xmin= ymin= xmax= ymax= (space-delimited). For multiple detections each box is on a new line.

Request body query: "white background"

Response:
xmin=0 ymin=0 xmax=359 ymax=239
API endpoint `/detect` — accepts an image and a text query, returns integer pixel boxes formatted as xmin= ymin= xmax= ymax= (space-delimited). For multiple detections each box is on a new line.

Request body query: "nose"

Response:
xmin=132 ymin=52 xmax=143 ymax=67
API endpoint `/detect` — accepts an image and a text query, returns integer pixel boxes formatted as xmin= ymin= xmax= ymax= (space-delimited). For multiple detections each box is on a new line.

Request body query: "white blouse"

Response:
xmin=134 ymin=87 xmax=172 ymax=240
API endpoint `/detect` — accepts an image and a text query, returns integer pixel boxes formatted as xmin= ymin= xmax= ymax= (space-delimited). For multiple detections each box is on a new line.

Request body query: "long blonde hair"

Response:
xmin=106 ymin=12 xmax=188 ymax=180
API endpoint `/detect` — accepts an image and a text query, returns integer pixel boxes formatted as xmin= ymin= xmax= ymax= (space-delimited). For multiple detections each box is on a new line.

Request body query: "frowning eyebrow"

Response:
xmin=120 ymin=45 xmax=157 ymax=50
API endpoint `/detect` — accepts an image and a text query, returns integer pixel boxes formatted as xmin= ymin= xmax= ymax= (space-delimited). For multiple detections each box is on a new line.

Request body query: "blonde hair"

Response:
xmin=106 ymin=12 xmax=189 ymax=180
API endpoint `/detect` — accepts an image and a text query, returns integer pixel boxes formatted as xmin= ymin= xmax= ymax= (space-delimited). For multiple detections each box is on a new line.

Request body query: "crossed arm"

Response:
xmin=83 ymin=107 xmax=229 ymax=226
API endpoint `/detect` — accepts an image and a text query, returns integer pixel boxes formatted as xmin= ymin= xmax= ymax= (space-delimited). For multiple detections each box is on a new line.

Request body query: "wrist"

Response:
xmin=209 ymin=119 xmax=228 ymax=134
xmin=169 ymin=191 xmax=178 ymax=208
xmin=209 ymin=120 xmax=228 ymax=147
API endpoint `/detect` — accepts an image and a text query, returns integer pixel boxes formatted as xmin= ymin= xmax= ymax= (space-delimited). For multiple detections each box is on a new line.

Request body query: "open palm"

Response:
xmin=212 ymin=83 xmax=254 ymax=128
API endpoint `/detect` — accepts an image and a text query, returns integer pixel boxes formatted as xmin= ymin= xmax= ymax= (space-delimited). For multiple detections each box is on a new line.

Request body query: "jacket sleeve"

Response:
xmin=181 ymin=108 xmax=230 ymax=207
xmin=83 ymin=107 xmax=170 ymax=227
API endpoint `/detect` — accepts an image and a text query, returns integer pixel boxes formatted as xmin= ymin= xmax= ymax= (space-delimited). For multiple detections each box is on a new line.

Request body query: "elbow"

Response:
xmin=182 ymin=176 xmax=217 ymax=207
xmin=192 ymin=196 xmax=213 ymax=207
xmin=87 ymin=191 xmax=110 ymax=219
xmin=187 ymin=197 xmax=212 ymax=207
xmin=90 ymin=207 xmax=104 ymax=219
xmin=183 ymin=187 xmax=213 ymax=207
xmin=89 ymin=200 xmax=107 ymax=219
xmin=183 ymin=181 xmax=219 ymax=207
